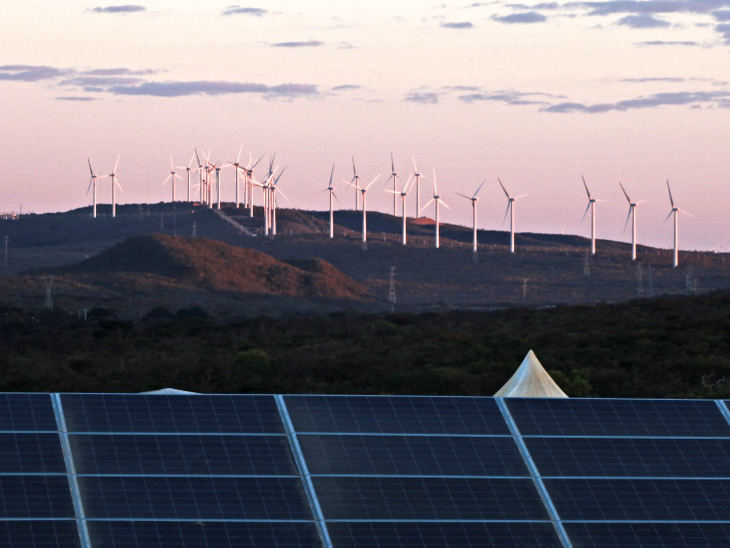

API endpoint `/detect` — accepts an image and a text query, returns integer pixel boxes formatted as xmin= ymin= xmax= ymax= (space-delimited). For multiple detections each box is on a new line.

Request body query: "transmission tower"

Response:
xmin=44 ymin=275 xmax=54 ymax=311
xmin=388 ymin=266 xmax=396 ymax=311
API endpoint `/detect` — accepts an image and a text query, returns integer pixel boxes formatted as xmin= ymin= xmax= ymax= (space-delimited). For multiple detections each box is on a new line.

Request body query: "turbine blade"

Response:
xmin=502 ymin=202 xmax=511 ymax=224
xmin=473 ymin=179 xmax=486 ymax=198
xmin=439 ymin=199 xmax=451 ymax=210
xmin=390 ymin=152 xmax=395 ymax=173
xmin=581 ymin=202 xmax=591 ymax=223
xmin=87 ymin=158 xmax=94 ymax=177
xmin=454 ymin=191 xmax=471 ymax=200
xmin=420 ymin=198 xmax=434 ymax=214
xmin=365 ymin=174 xmax=381 ymax=190
xmin=666 ymin=179 xmax=674 ymax=207
xmin=162 ymin=174 xmax=171 ymax=186
xmin=498 ymin=178 xmax=510 ymax=198
xmin=681 ymin=209 xmax=695 ymax=218
xmin=274 ymin=165 xmax=287 ymax=184
xmin=619 ymin=182 xmax=631 ymax=203
xmin=195 ymin=148 xmax=201 ymax=167
xmin=432 ymin=168 xmax=438 ymax=195
xmin=623 ymin=207 xmax=632 ymax=232
xmin=352 ymin=155 xmax=357 ymax=177
xmin=662 ymin=210 xmax=673 ymax=225
xmin=582 ymin=175 xmax=591 ymax=199
xmin=402 ymin=174 xmax=413 ymax=194
xmin=115 ymin=178 xmax=124 ymax=193
xmin=236 ymin=142 xmax=243 ymax=165
xmin=329 ymin=163 xmax=335 ymax=187
xmin=86 ymin=177 xmax=93 ymax=195
xmin=411 ymin=155 xmax=418 ymax=174
xmin=169 ymin=155 xmax=174 ymax=172
xmin=332 ymin=191 xmax=341 ymax=206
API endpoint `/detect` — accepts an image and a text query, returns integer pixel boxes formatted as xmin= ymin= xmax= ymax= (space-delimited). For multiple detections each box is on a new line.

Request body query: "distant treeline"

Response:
xmin=1 ymin=291 xmax=730 ymax=398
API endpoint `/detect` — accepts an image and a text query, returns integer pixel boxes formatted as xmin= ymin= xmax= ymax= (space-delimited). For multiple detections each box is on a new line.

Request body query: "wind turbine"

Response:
xmin=386 ymin=174 xmax=413 ymax=245
xmin=345 ymin=174 xmax=380 ymax=249
xmin=619 ymin=182 xmax=646 ymax=261
xmin=455 ymin=180 xmax=486 ymax=253
xmin=385 ymin=153 xmax=398 ymax=216
xmin=412 ymin=156 xmax=423 ymax=218
xmin=226 ymin=143 xmax=244 ymax=208
xmin=421 ymin=169 xmax=450 ymax=249
xmin=86 ymin=158 xmax=103 ymax=219
xmin=350 ymin=156 xmax=361 ymax=211
xmin=581 ymin=175 xmax=602 ymax=255
xmin=322 ymin=164 xmax=339 ymax=239
xmin=162 ymin=155 xmax=183 ymax=202
xmin=269 ymin=166 xmax=287 ymax=236
xmin=108 ymin=155 xmax=122 ymax=218
xmin=176 ymin=153 xmax=197 ymax=202
xmin=498 ymin=178 xmax=526 ymax=253
xmin=664 ymin=180 xmax=693 ymax=268
xmin=194 ymin=149 xmax=205 ymax=204
xmin=243 ymin=152 xmax=265 ymax=217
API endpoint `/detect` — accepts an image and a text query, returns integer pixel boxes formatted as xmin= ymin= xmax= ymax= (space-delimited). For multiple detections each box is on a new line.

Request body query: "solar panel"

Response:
xmin=505 ymin=398 xmax=730 ymax=437
xmin=60 ymin=394 xmax=285 ymax=434
xmin=0 ymin=433 xmax=67 ymax=474
xmin=298 ymin=434 xmax=528 ymax=476
xmin=326 ymin=521 xmax=563 ymax=548
xmin=0 ymin=393 xmax=58 ymax=432
xmin=564 ymin=522 xmax=730 ymax=548
xmin=284 ymin=395 xmax=511 ymax=435
xmin=0 ymin=521 xmax=82 ymax=548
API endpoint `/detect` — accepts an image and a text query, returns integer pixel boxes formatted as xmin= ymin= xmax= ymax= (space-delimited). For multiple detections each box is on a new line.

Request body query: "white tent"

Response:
xmin=494 ymin=350 xmax=568 ymax=398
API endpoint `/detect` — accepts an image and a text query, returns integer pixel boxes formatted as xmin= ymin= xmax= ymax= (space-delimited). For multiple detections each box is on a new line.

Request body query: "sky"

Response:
xmin=1 ymin=1 xmax=729 ymax=251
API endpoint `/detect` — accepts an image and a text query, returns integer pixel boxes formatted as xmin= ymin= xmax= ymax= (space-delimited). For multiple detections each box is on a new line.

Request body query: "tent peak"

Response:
xmin=494 ymin=350 xmax=568 ymax=398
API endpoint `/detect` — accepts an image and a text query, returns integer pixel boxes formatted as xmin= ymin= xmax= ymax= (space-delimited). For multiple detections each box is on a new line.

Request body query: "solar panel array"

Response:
xmin=3 ymin=393 xmax=730 ymax=547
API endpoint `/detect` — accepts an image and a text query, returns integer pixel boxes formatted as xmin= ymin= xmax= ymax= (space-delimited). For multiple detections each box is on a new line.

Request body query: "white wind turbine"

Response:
xmin=322 ymin=164 xmax=339 ymax=239
xmin=455 ymin=180 xmax=486 ymax=253
xmin=350 ymin=156 xmax=361 ymax=211
xmin=345 ymin=174 xmax=380 ymax=249
xmin=108 ymin=155 xmax=123 ymax=218
xmin=619 ymin=182 xmax=647 ymax=261
xmin=412 ymin=156 xmax=423 ymax=218
xmin=269 ymin=166 xmax=287 ymax=236
xmin=498 ymin=178 xmax=526 ymax=254
xmin=421 ymin=169 xmax=450 ymax=249
xmin=664 ymin=180 xmax=693 ymax=268
xmin=176 ymin=153 xmax=197 ymax=202
xmin=194 ymin=149 xmax=205 ymax=204
xmin=386 ymin=174 xmax=414 ymax=245
xmin=86 ymin=158 xmax=103 ymax=219
xmin=162 ymin=155 xmax=183 ymax=202
xmin=581 ymin=175 xmax=604 ymax=255
xmin=385 ymin=152 xmax=398 ymax=217
xmin=226 ymin=143 xmax=244 ymax=208
xmin=244 ymin=152 xmax=265 ymax=217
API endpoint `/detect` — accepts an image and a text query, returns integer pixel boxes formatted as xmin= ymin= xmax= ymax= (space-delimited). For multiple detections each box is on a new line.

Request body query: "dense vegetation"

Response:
xmin=1 ymin=290 xmax=730 ymax=398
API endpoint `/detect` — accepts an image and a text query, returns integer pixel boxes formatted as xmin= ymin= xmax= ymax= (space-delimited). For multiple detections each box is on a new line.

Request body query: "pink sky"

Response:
xmin=1 ymin=1 xmax=730 ymax=251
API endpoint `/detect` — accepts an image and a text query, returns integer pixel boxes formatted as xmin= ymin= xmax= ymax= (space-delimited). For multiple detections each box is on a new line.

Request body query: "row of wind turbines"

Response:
xmin=86 ymin=150 xmax=693 ymax=267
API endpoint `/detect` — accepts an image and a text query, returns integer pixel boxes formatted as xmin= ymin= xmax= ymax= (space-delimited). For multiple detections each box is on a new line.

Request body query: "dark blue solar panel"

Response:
xmin=0 ymin=393 xmax=57 ymax=431
xmin=60 ymin=394 xmax=284 ymax=434
xmin=298 ymin=434 xmax=528 ymax=477
xmin=87 ymin=521 xmax=322 ymax=548
xmin=0 ymin=433 xmax=66 ymax=474
xmin=0 ymin=520 xmax=81 ymax=548
xmin=80 ymin=476 xmax=313 ymax=520
xmin=327 ymin=522 xmax=562 ymax=548
xmin=284 ymin=395 xmax=510 ymax=435
xmin=506 ymin=398 xmax=730 ymax=437
xmin=314 ymin=477 xmax=549 ymax=521
xmin=526 ymin=437 xmax=730 ymax=478
xmin=565 ymin=522 xmax=730 ymax=548
xmin=0 ymin=476 xmax=76 ymax=518
xmin=545 ymin=478 xmax=730 ymax=521
xmin=70 ymin=434 xmax=297 ymax=476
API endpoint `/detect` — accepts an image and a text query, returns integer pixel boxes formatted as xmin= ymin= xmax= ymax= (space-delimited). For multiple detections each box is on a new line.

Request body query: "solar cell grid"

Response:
xmin=79 ymin=476 xmax=313 ymax=520
xmin=0 ymin=433 xmax=67 ymax=474
xmin=326 ymin=521 xmax=562 ymax=548
xmin=69 ymin=434 xmax=297 ymax=476
xmin=565 ymin=522 xmax=730 ymax=548
xmin=87 ymin=521 xmax=323 ymax=548
xmin=284 ymin=395 xmax=510 ymax=435
xmin=506 ymin=398 xmax=730 ymax=437
xmin=313 ymin=476 xmax=550 ymax=521
xmin=0 ymin=393 xmax=57 ymax=432
xmin=545 ymin=478 xmax=730 ymax=521
xmin=525 ymin=436 xmax=730 ymax=478
xmin=0 ymin=475 xmax=76 ymax=518
xmin=0 ymin=520 xmax=82 ymax=548
xmin=298 ymin=434 xmax=528 ymax=477
xmin=60 ymin=394 xmax=285 ymax=434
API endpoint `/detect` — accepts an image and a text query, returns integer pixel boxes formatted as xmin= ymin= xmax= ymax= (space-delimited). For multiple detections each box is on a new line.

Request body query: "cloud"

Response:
xmin=404 ymin=92 xmax=440 ymax=104
xmin=717 ymin=23 xmax=730 ymax=43
xmin=222 ymin=6 xmax=267 ymax=16
xmin=544 ymin=90 xmax=730 ymax=113
xmin=440 ymin=21 xmax=474 ymax=28
xmin=615 ymin=14 xmax=670 ymax=28
xmin=56 ymin=96 xmax=96 ymax=102
xmin=271 ymin=41 xmax=324 ymax=48
xmin=0 ymin=65 xmax=70 ymax=81
xmin=713 ymin=10 xmax=730 ymax=21
xmin=89 ymin=5 xmax=146 ymax=13
xmin=635 ymin=40 xmax=701 ymax=46
xmin=60 ymin=76 xmax=146 ymax=87
xmin=578 ymin=1 xmax=730 ymax=17
xmin=458 ymin=89 xmax=558 ymax=105
xmin=81 ymin=68 xmax=158 ymax=76
xmin=107 ymin=80 xmax=319 ymax=98
xmin=492 ymin=11 xmax=547 ymax=23
xmin=331 ymin=84 xmax=362 ymax=92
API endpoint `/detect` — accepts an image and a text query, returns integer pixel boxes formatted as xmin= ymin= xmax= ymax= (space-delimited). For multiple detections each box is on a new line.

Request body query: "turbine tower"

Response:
xmin=227 ymin=143 xmax=244 ymax=208
xmin=581 ymin=175 xmax=599 ymax=255
xmin=177 ymin=153 xmax=196 ymax=202
xmin=86 ymin=158 xmax=102 ymax=219
xmin=322 ymin=164 xmax=339 ymax=239
xmin=619 ymin=182 xmax=645 ymax=261
xmin=269 ymin=166 xmax=287 ymax=236
xmin=664 ymin=180 xmax=693 ymax=268
xmin=386 ymin=174 xmax=413 ymax=245
xmin=162 ymin=155 xmax=183 ymax=202
xmin=345 ymin=174 xmax=380 ymax=250
xmin=412 ymin=156 xmax=423 ymax=218
xmin=421 ymin=169 xmax=450 ymax=249
xmin=194 ymin=149 xmax=205 ymax=204
xmin=244 ymin=152 xmax=265 ymax=217
xmin=455 ymin=180 xmax=486 ymax=253
xmin=498 ymin=178 xmax=526 ymax=254
xmin=108 ymin=155 xmax=122 ymax=218
xmin=385 ymin=152 xmax=398 ymax=216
